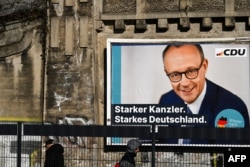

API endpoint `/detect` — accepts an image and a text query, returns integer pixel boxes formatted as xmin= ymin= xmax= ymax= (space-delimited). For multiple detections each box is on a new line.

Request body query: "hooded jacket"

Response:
xmin=119 ymin=139 xmax=141 ymax=167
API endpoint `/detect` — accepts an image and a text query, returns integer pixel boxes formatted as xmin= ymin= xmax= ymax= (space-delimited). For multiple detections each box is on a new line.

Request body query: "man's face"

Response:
xmin=135 ymin=148 xmax=139 ymax=154
xmin=45 ymin=143 xmax=53 ymax=150
xmin=163 ymin=45 xmax=208 ymax=104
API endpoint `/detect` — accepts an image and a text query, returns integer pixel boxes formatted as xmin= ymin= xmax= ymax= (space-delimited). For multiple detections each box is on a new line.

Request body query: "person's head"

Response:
xmin=162 ymin=44 xmax=208 ymax=104
xmin=126 ymin=139 xmax=141 ymax=154
xmin=44 ymin=139 xmax=54 ymax=150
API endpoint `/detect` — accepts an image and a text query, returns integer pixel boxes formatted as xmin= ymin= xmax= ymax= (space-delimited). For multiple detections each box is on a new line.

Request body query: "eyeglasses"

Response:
xmin=166 ymin=59 xmax=204 ymax=82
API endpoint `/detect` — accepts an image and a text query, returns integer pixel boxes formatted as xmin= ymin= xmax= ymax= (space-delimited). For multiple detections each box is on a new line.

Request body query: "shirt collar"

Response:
xmin=186 ymin=81 xmax=207 ymax=114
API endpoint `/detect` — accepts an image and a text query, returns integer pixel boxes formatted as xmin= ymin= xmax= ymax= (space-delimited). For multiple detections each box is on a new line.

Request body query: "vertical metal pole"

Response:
xmin=151 ymin=124 xmax=155 ymax=167
xmin=17 ymin=122 xmax=22 ymax=167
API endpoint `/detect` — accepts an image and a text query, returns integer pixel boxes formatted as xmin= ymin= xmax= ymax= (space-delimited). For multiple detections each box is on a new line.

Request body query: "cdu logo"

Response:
xmin=215 ymin=48 xmax=247 ymax=57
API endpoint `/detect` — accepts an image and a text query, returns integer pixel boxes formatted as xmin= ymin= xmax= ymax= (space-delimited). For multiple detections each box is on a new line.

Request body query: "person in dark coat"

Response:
xmin=119 ymin=139 xmax=141 ymax=167
xmin=44 ymin=139 xmax=64 ymax=167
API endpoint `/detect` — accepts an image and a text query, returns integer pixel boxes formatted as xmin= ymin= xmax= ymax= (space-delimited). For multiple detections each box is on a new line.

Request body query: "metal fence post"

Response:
xmin=151 ymin=124 xmax=155 ymax=167
xmin=93 ymin=143 xmax=98 ymax=167
xmin=17 ymin=122 xmax=22 ymax=167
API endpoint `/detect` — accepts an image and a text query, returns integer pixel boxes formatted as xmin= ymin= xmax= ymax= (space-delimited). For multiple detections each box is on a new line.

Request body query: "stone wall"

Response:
xmin=46 ymin=0 xmax=95 ymax=123
xmin=0 ymin=0 xmax=249 ymax=125
xmin=0 ymin=0 xmax=45 ymax=122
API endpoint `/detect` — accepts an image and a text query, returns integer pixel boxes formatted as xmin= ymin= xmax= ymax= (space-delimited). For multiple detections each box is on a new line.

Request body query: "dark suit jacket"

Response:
xmin=158 ymin=79 xmax=249 ymax=144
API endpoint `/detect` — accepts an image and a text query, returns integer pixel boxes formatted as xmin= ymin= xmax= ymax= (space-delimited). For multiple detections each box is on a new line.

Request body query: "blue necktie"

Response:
xmin=187 ymin=106 xmax=192 ymax=114
xmin=183 ymin=107 xmax=192 ymax=144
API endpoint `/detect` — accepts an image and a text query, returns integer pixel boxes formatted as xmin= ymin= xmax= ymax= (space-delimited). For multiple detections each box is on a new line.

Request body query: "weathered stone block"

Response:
xmin=80 ymin=17 xmax=89 ymax=48
xmin=65 ymin=17 xmax=74 ymax=55
xmin=51 ymin=17 xmax=60 ymax=48
xmin=114 ymin=20 xmax=125 ymax=30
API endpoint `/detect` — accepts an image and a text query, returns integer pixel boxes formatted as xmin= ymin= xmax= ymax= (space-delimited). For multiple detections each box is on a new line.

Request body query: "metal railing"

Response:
xmin=0 ymin=122 xmax=250 ymax=167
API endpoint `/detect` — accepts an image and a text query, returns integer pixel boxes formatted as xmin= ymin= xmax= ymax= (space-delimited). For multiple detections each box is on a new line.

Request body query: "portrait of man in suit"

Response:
xmin=107 ymin=39 xmax=250 ymax=146
xmin=159 ymin=43 xmax=250 ymax=144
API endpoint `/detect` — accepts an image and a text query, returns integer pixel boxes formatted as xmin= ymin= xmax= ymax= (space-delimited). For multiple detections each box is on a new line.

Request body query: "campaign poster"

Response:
xmin=106 ymin=38 xmax=250 ymax=148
